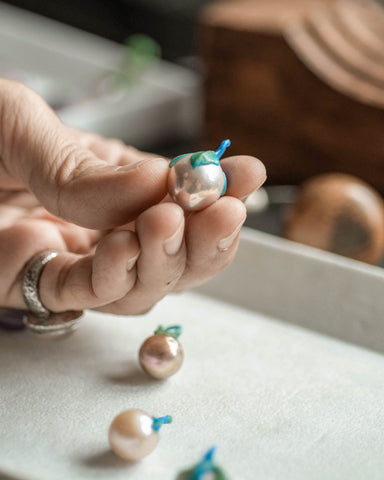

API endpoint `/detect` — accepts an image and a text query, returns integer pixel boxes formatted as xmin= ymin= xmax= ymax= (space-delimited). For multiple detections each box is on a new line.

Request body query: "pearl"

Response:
xmin=283 ymin=173 xmax=384 ymax=264
xmin=139 ymin=332 xmax=183 ymax=380
xmin=168 ymin=155 xmax=226 ymax=211
xmin=108 ymin=409 xmax=171 ymax=462
xmin=168 ymin=140 xmax=230 ymax=211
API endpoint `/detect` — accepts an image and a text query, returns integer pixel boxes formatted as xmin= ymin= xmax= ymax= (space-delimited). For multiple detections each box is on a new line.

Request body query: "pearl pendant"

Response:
xmin=108 ymin=409 xmax=172 ymax=462
xmin=168 ymin=140 xmax=231 ymax=211
xmin=139 ymin=325 xmax=183 ymax=380
xmin=176 ymin=447 xmax=229 ymax=480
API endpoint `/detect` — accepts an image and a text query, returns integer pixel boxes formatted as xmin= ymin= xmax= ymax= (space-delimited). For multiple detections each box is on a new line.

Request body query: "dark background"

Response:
xmin=2 ymin=0 xmax=213 ymax=60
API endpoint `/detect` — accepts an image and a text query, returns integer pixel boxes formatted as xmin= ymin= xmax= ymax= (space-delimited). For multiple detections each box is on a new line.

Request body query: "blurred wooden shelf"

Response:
xmin=199 ymin=0 xmax=384 ymax=192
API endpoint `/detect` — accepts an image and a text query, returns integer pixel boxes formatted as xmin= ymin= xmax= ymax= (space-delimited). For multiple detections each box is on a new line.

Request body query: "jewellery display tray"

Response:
xmin=0 ymin=2 xmax=201 ymax=148
xmin=1 ymin=228 xmax=384 ymax=480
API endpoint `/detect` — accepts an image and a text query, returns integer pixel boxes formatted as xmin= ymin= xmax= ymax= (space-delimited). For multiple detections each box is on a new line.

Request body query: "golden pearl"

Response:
xmin=108 ymin=409 xmax=171 ymax=462
xmin=139 ymin=331 xmax=183 ymax=380
xmin=284 ymin=173 xmax=384 ymax=264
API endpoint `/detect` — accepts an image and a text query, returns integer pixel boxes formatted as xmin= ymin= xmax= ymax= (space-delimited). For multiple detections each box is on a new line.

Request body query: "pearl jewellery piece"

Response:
xmin=108 ymin=409 xmax=172 ymax=461
xmin=176 ymin=446 xmax=229 ymax=480
xmin=139 ymin=325 xmax=184 ymax=380
xmin=168 ymin=140 xmax=231 ymax=211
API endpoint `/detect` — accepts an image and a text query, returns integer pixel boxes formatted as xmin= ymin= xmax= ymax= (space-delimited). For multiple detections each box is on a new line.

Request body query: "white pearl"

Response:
xmin=168 ymin=153 xmax=226 ymax=211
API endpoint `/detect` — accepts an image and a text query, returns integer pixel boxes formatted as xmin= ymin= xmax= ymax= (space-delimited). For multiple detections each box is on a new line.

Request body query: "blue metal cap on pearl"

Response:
xmin=168 ymin=139 xmax=231 ymax=211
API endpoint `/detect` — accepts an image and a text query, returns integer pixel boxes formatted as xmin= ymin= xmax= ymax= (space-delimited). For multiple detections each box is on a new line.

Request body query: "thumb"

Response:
xmin=0 ymin=79 xmax=169 ymax=229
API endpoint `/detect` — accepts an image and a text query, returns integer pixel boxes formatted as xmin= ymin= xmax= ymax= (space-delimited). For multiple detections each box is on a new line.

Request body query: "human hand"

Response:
xmin=0 ymin=79 xmax=266 ymax=316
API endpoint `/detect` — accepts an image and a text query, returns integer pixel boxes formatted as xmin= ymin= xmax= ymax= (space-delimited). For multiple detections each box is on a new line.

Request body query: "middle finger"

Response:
xmin=96 ymin=202 xmax=187 ymax=315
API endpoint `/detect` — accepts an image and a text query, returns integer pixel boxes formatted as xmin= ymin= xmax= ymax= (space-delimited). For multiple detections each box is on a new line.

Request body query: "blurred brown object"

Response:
xmin=283 ymin=173 xmax=384 ymax=264
xmin=199 ymin=0 xmax=384 ymax=192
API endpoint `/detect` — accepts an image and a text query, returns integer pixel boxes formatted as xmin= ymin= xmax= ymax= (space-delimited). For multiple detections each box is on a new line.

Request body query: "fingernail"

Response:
xmin=164 ymin=221 xmax=184 ymax=255
xmin=217 ymin=219 xmax=245 ymax=252
xmin=126 ymin=250 xmax=141 ymax=271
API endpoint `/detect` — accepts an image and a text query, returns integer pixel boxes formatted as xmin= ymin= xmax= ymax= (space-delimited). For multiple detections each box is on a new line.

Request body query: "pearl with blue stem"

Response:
xmin=168 ymin=140 xmax=231 ymax=211
xmin=108 ymin=409 xmax=172 ymax=462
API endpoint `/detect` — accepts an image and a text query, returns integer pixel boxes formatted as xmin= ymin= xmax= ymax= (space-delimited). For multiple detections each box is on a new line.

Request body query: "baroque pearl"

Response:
xmin=108 ymin=409 xmax=171 ymax=462
xmin=139 ymin=325 xmax=183 ymax=380
xmin=168 ymin=140 xmax=230 ymax=211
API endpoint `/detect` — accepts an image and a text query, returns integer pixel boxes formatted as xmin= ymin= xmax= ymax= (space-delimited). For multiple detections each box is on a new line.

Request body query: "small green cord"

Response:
xmin=154 ymin=325 xmax=182 ymax=339
xmin=178 ymin=447 xmax=230 ymax=480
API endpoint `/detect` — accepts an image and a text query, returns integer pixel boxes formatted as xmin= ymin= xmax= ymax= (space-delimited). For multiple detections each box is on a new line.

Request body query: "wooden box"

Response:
xmin=199 ymin=0 xmax=384 ymax=192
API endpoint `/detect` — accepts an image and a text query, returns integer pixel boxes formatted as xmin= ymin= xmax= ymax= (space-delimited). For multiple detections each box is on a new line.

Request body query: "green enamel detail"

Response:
xmin=154 ymin=325 xmax=182 ymax=339
xmin=190 ymin=151 xmax=220 ymax=169
xmin=176 ymin=447 xmax=229 ymax=480
xmin=177 ymin=466 xmax=229 ymax=480
xmin=169 ymin=150 xmax=220 ymax=169
xmin=170 ymin=140 xmax=230 ymax=170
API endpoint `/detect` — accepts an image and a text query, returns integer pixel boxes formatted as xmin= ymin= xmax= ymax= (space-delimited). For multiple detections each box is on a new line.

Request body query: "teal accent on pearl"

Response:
xmin=184 ymin=447 xmax=229 ymax=480
xmin=215 ymin=139 xmax=231 ymax=160
xmin=190 ymin=150 xmax=220 ymax=169
xmin=221 ymin=172 xmax=227 ymax=196
xmin=154 ymin=325 xmax=182 ymax=339
xmin=169 ymin=154 xmax=188 ymax=168
xmin=152 ymin=415 xmax=172 ymax=432
xmin=169 ymin=139 xmax=231 ymax=169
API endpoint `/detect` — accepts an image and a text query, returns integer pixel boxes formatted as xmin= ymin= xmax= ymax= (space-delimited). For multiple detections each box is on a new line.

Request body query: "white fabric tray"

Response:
xmin=1 ymin=229 xmax=384 ymax=480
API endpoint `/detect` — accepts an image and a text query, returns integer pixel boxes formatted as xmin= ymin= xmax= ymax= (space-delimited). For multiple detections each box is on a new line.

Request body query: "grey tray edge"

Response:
xmin=196 ymin=227 xmax=384 ymax=353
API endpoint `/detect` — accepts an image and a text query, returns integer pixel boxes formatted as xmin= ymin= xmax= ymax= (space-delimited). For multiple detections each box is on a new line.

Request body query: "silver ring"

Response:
xmin=22 ymin=250 xmax=58 ymax=319
xmin=21 ymin=250 xmax=83 ymax=337
xmin=23 ymin=310 xmax=83 ymax=336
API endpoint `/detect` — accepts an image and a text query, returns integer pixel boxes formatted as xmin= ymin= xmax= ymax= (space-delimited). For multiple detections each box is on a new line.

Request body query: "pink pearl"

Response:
xmin=108 ymin=409 xmax=158 ymax=462
xmin=139 ymin=333 xmax=184 ymax=379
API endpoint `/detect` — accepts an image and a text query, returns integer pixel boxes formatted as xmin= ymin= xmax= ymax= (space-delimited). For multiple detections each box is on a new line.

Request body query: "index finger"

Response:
xmin=220 ymin=155 xmax=267 ymax=199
